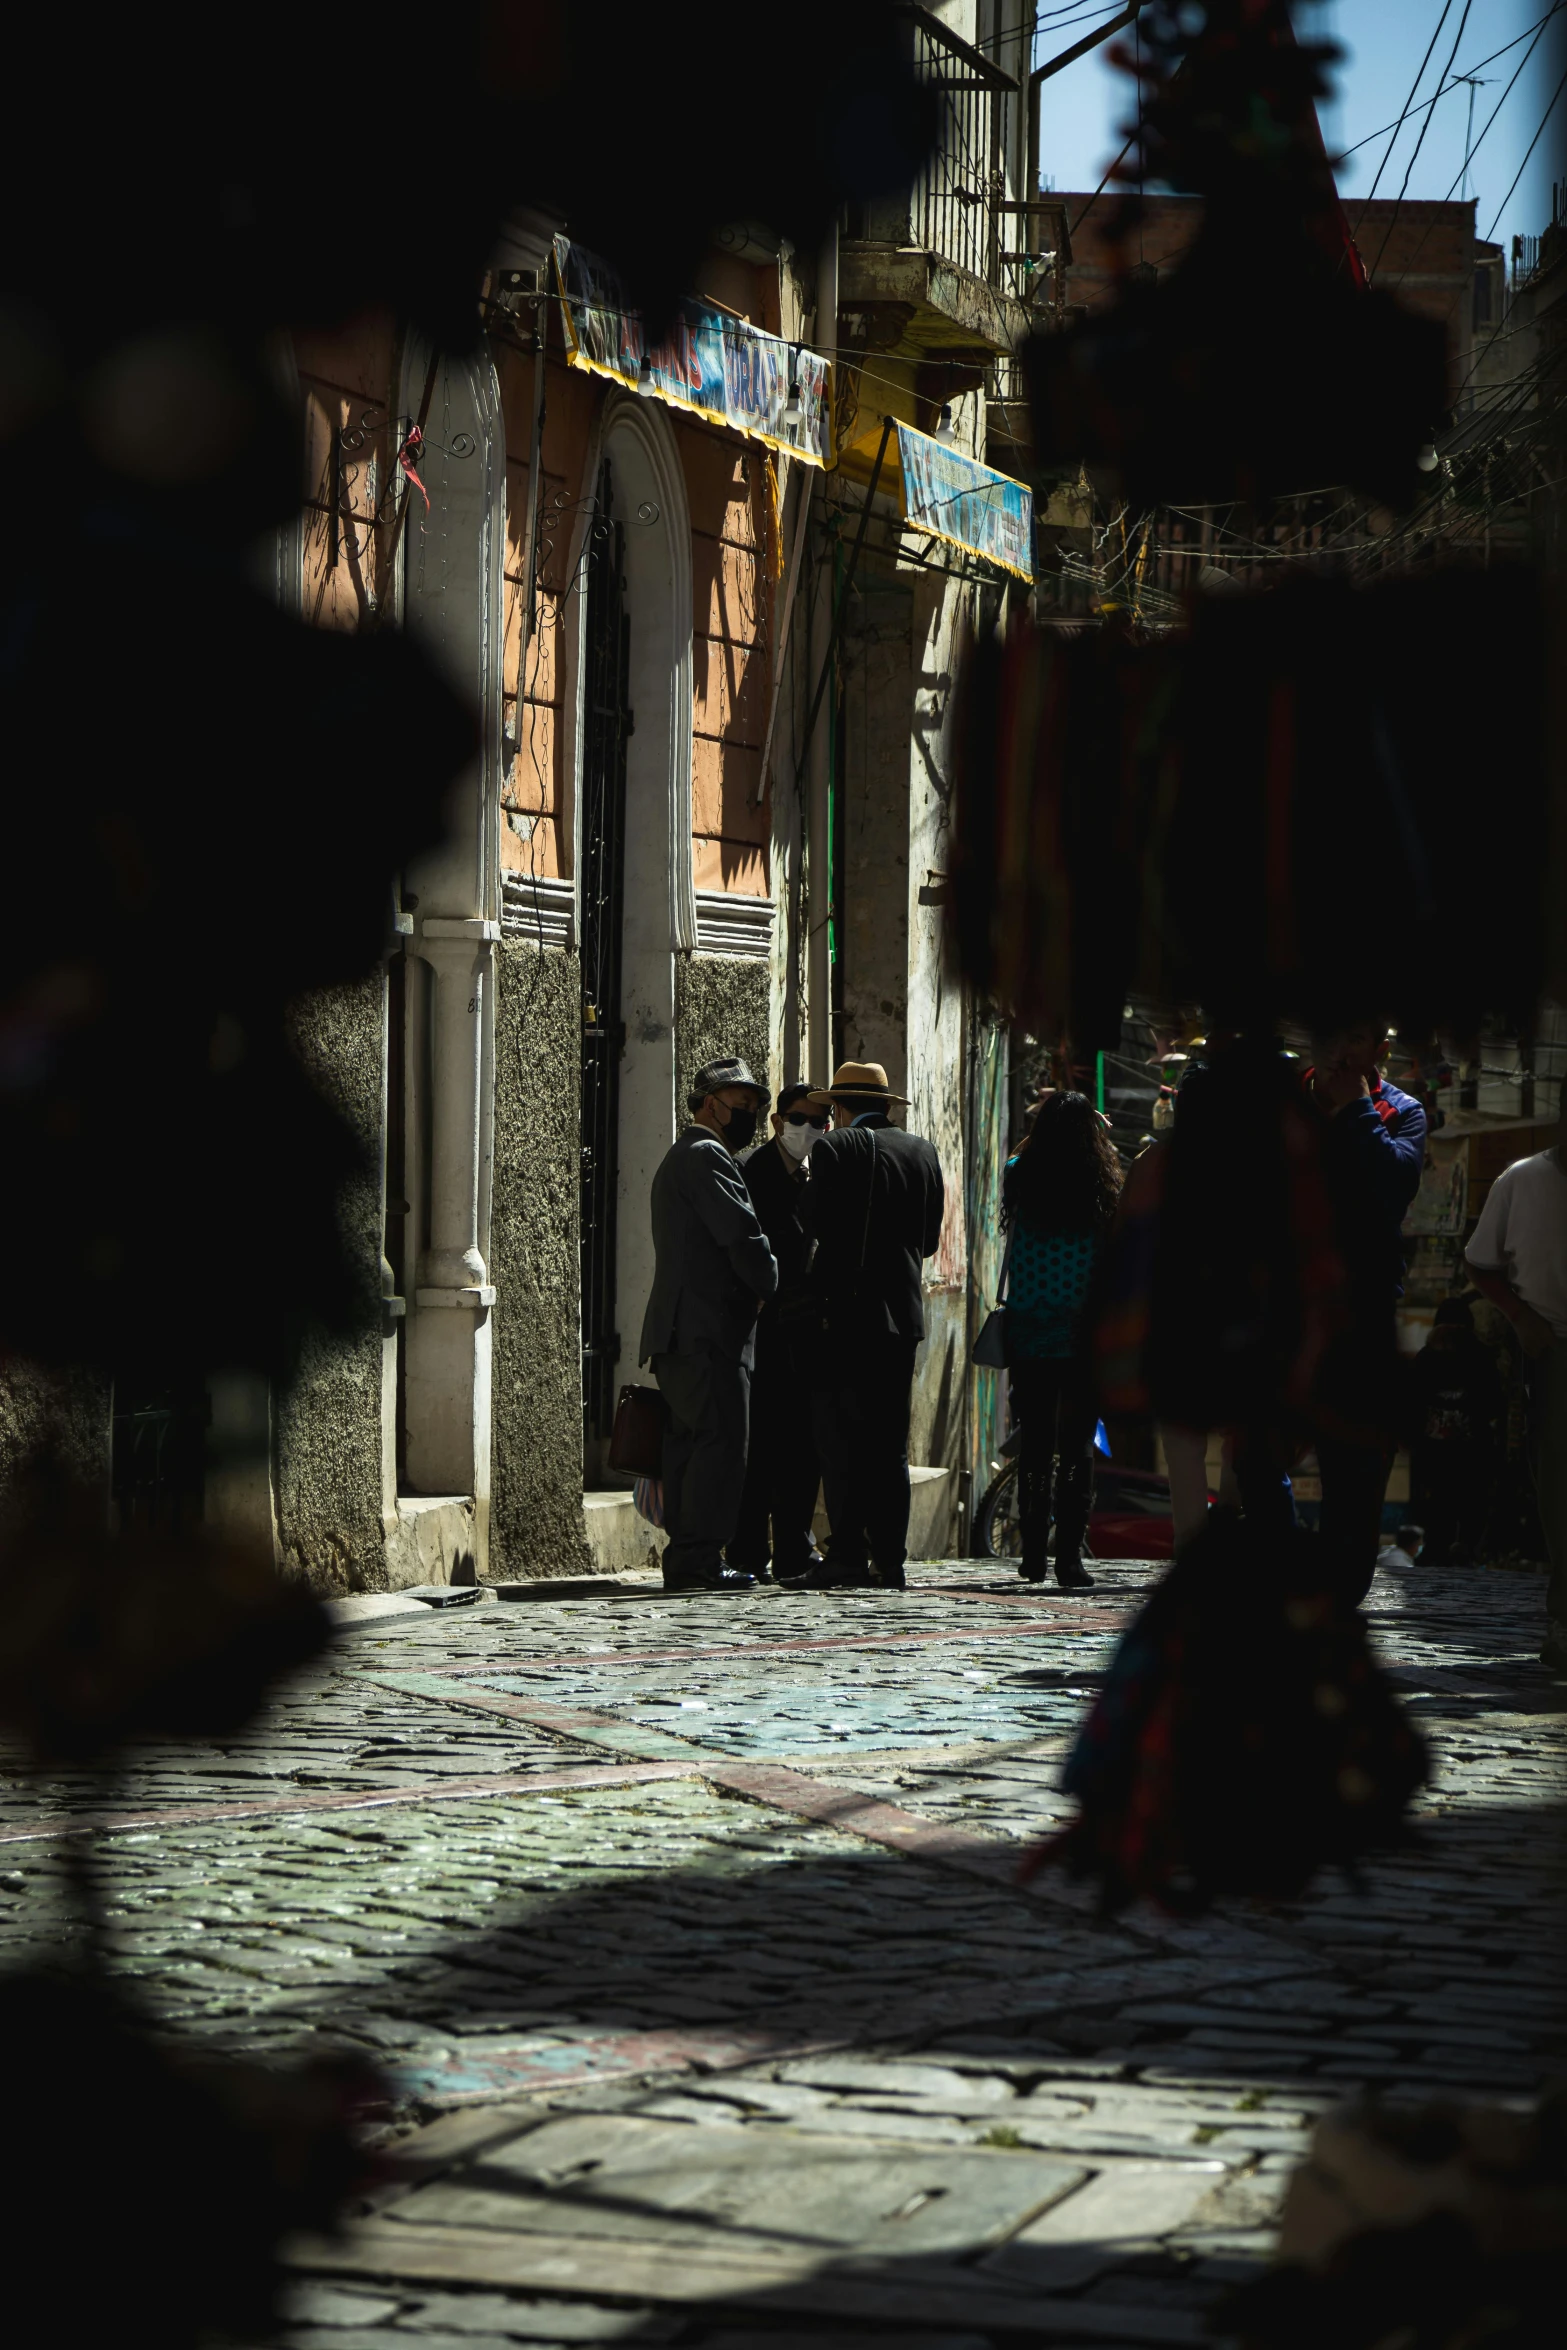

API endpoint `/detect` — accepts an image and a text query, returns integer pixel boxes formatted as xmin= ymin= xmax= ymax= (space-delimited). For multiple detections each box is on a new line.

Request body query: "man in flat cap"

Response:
xmin=799 ymin=1060 xmax=945 ymax=1592
xmin=640 ymin=1058 xmax=778 ymax=1593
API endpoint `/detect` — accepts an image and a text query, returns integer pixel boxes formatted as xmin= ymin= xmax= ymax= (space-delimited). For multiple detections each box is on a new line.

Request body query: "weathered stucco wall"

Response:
xmin=675 ymin=953 xmax=773 ymax=1117
xmin=840 ymin=566 xmax=914 ymax=1093
xmin=490 ymin=938 xmax=592 ymax=1576
xmin=275 ymin=972 xmax=388 ymax=1593
xmin=905 ymin=571 xmax=973 ymax=1552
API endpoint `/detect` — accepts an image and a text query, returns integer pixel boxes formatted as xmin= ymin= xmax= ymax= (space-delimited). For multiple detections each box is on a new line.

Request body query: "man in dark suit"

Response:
xmin=640 ymin=1058 xmax=778 ymax=1593
xmin=729 ymin=1082 xmax=828 ymax=1582
xmin=799 ymin=1060 xmax=945 ymax=1592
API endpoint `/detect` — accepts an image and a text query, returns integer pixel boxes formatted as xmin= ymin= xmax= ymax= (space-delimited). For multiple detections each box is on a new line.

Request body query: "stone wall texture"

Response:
xmin=490 ymin=939 xmax=592 ymax=1577
xmin=275 ymin=973 xmax=388 ymax=1594
xmin=675 ymin=953 xmax=773 ymax=1117
xmin=0 ymin=1354 xmax=111 ymax=1503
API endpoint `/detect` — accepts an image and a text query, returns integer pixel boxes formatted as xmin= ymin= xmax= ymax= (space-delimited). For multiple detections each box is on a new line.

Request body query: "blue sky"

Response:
xmin=1034 ymin=2 xmax=1562 ymax=258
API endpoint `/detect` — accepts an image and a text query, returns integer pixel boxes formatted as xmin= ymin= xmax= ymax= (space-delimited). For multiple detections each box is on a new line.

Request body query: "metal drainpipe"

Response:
xmin=806 ymin=219 xmax=838 ymax=1086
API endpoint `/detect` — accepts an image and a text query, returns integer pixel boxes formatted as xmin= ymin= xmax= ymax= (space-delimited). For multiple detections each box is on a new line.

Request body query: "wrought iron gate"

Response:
xmin=111 ymin=1370 xmax=209 ymax=1532
xmin=579 ymin=462 xmax=631 ymax=1442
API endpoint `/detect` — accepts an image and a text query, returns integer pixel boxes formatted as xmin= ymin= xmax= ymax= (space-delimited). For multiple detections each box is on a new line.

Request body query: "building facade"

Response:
xmin=0 ymin=6 xmax=1046 ymax=1588
xmin=242 ymin=3 xmax=1047 ymax=1593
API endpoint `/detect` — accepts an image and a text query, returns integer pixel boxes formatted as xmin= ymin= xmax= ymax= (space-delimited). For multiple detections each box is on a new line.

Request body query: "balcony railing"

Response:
xmin=897 ymin=5 xmax=1017 ymax=286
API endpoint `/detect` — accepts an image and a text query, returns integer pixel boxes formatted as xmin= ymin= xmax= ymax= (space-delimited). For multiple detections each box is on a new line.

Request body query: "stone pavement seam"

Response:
xmin=356 ymin=1673 xmax=1313 ymax=1964
xmin=388 ymin=1619 xmax=1093 ymax=1676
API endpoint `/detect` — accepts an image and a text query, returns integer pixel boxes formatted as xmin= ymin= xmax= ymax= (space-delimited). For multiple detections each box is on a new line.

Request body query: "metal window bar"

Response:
xmin=111 ymin=1374 xmax=209 ymax=1535
xmin=900 ymin=5 xmax=1012 ymax=285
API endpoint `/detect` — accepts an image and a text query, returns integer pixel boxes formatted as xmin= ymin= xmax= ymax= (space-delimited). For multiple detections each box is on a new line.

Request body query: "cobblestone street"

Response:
xmin=6 ymin=1557 xmax=1565 ymax=2348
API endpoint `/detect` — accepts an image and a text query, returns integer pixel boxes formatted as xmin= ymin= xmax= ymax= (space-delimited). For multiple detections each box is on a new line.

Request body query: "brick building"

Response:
xmin=1059 ymin=192 xmax=1491 ymax=410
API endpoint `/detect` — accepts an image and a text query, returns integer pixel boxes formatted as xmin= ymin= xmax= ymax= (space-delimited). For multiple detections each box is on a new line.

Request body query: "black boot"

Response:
xmin=1053 ymin=1552 xmax=1095 ymax=1592
xmin=791 ymin=1553 xmax=874 ymax=1590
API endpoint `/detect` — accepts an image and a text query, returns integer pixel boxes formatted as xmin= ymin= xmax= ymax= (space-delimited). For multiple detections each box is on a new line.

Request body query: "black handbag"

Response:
xmin=607 ymin=1384 xmax=669 ymax=1477
xmin=971 ymin=1234 xmax=1012 ymax=1369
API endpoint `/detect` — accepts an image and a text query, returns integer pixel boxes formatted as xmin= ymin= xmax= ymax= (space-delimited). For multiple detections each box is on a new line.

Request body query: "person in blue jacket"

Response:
xmin=1307 ymin=1017 xmax=1428 ymax=1603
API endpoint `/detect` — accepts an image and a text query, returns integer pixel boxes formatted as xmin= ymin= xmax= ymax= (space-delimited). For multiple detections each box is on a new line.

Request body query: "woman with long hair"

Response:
xmin=1002 ymin=1090 xmax=1122 ymax=1587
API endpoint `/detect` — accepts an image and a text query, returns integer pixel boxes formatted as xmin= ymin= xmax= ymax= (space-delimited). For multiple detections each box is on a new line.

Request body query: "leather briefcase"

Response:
xmin=607 ymin=1383 xmax=669 ymax=1477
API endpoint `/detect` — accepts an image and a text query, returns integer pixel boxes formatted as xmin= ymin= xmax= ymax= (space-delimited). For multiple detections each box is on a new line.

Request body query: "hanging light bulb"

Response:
xmin=636 ymin=355 xmax=657 ymax=398
xmin=1415 ymin=442 xmax=1439 ymax=472
xmin=935 ymin=403 xmax=957 ymax=445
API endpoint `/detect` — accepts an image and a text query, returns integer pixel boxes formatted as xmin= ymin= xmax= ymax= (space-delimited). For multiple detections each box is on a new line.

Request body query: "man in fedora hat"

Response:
xmin=640 ymin=1058 xmax=777 ymax=1593
xmin=799 ymin=1060 xmax=945 ymax=1591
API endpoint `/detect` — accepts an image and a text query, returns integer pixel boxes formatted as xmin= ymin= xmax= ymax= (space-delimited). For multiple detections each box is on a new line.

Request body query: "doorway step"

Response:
xmin=386 ymin=1494 xmax=478 ymax=1588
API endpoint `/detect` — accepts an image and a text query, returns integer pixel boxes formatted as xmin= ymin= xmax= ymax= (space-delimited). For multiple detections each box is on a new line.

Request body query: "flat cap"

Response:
xmin=687 ymin=1057 xmax=770 ymax=1111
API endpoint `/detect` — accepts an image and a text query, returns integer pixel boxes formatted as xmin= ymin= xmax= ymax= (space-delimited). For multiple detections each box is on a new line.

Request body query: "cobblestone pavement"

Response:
xmin=4 ymin=1558 xmax=1564 ymax=2347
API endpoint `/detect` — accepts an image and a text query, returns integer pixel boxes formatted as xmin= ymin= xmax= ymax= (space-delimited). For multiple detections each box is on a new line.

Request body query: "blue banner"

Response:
xmin=895 ymin=424 xmax=1032 ymax=578
xmin=554 ymin=239 xmax=831 ymax=468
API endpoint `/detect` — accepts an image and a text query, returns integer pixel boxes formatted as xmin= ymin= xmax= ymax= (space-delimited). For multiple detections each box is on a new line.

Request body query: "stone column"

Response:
xmin=395 ymin=339 xmax=505 ymax=1566
xmin=405 ymin=917 xmax=499 ymax=1501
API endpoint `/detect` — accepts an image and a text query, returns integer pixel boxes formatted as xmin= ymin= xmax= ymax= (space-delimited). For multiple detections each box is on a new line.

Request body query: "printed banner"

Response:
xmin=554 ymin=239 xmax=831 ymax=468
xmin=895 ymin=423 xmax=1033 ymax=579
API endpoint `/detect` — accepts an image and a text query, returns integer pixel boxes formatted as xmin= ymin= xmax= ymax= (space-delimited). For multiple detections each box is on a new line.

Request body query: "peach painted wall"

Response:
xmin=681 ymin=425 xmax=776 ymax=897
xmin=294 ymin=315 xmax=399 ymax=632
xmin=495 ymin=340 xmax=598 ymax=882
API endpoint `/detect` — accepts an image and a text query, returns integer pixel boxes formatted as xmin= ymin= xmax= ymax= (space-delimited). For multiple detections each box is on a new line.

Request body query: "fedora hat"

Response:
xmin=807 ymin=1059 xmax=909 ymax=1110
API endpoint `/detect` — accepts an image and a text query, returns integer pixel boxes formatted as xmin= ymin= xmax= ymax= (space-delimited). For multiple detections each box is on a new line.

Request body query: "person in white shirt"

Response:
xmin=1464 ymin=1101 xmax=1567 ymax=1671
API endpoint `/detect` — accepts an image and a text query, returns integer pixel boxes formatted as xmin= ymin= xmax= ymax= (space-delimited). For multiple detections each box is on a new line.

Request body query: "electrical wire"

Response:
xmin=1438 ymin=12 xmax=1555 ymax=204
xmin=1367 ymin=0 xmax=1474 ymax=281
xmin=1335 ymin=5 xmax=1563 ymax=162
xmin=1361 ymin=1 xmax=1456 ymax=208
xmin=1484 ymin=59 xmax=1567 ymax=239
xmin=1381 ymin=9 xmax=1560 ymax=291
xmin=1068 ymin=131 xmax=1139 ymax=240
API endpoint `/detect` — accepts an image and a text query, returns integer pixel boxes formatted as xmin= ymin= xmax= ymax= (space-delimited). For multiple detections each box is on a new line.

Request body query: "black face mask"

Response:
xmin=721 ymin=1103 xmax=758 ymax=1152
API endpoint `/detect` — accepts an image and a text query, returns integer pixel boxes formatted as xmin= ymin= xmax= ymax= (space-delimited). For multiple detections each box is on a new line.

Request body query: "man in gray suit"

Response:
xmin=640 ymin=1058 xmax=778 ymax=1592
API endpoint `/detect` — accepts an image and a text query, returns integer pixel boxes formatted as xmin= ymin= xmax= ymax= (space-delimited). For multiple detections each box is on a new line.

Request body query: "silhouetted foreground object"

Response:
xmin=0 ymin=1475 xmax=328 ymax=1763
xmin=1094 ymin=1040 xmax=1347 ymax=1441
xmin=0 ymin=14 xmax=942 ymax=2339
xmin=1 ymin=570 xmax=476 ymax=1377
xmin=1224 ymin=2092 xmax=1567 ymax=2348
xmin=0 ymin=4 xmax=939 ymax=1389
xmin=950 ymin=569 xmax=1547 ymax=1051
xmin=1021 ymin=1514 xmax=1428 ymax=1915
xmin=6 ymin=4 xmax=933 ymax=357
xmin=0 ymin=1974 xmax=379 ymax=2350
xmin=1028 ymin=0 xmax=1445 ymax=509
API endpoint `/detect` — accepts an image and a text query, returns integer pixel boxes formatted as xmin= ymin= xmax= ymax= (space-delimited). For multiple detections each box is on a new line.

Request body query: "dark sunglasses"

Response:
xmin=785 ymin=1111 xmax=829 ymax=1130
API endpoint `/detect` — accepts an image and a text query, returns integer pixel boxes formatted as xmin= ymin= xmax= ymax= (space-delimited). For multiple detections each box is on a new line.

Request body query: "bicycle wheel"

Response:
xmin=973 ymin=1461 xmax=1023 ymax=1559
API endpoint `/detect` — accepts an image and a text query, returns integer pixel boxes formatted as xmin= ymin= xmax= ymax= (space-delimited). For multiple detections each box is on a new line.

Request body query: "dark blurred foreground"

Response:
xmin=2 ymin=3 xmax=1564 ymax=2341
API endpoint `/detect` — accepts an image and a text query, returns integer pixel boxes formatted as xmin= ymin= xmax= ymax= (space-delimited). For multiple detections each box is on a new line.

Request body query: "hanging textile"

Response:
xmin=949 ymin=565 xmax=1547 ymax=1049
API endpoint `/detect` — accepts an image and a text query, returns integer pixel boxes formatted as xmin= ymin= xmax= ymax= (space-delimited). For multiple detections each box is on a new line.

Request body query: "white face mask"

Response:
xmin=778 ymin=1118 xmax=819 ymax=1163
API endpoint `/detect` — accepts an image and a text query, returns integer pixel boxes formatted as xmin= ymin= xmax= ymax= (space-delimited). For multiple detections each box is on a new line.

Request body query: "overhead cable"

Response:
xmin=1361 ymin=0 xmax=1456 ymax=210
xmin=1367 ymin=0 xmax=1474 ymax=281
xmin=1484 ymin=61 xmax=1567 ymax=238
